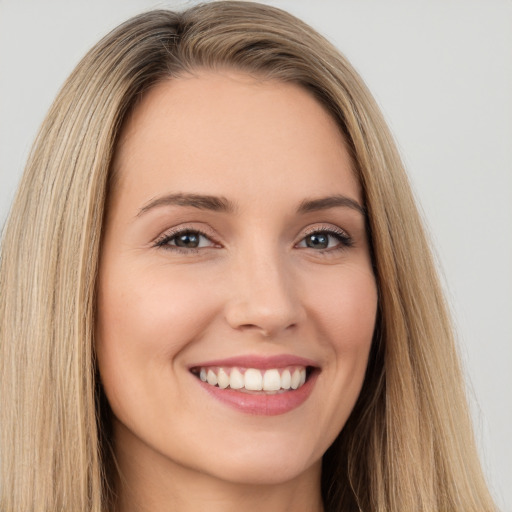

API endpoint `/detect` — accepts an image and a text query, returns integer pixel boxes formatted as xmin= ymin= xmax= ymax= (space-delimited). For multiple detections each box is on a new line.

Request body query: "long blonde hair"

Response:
xmin=0 ymin=2 xmax=496 ymax=511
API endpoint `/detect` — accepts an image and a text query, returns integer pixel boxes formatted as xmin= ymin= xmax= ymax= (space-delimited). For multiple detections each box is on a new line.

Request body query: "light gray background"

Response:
xmin=1 ymin=0 xmax=511 ymax=509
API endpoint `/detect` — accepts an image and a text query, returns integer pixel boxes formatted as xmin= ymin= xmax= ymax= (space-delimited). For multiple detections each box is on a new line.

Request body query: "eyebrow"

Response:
xmin=297 ymin=195 xmax=366 ymax=216
xmin=137 ymin=192 xmax=365 ymax=217
xmin=137 ymin=193 xmax=236 ymax=216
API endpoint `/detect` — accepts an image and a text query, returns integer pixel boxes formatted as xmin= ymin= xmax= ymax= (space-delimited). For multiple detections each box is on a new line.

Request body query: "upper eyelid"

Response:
xmin=301 ymin=224 xmax=349 ymax=235
xmin=299 ymin=224 xmax=352 ymax=241
xmin=155 ymin=223 xmax=348 ymax=239
xmin=153 ymin=223 xmax=352 ymax=252
xmin=159 ymin=230 xmax=214 ymax=244
xmin=152 ymin=230 xmax=219 ymax=254
xmin=153 ymin=224 xmax=219 ymax=245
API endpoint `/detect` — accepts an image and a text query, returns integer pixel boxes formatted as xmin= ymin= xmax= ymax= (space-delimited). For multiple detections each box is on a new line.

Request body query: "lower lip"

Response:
xmin=196 ymin=372 xmax=318 ymax=416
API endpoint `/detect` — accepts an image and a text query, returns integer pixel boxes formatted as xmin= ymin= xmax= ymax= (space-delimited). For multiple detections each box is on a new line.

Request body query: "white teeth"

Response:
xmin=281 ymin=369 xmax=291 ymax=389
xmin=217 ymin=368 xmax=230 ymax=389
xmin=290 ymin=369 xmax=301 ymax=389
xmin=262 ymin=369 xmax=281 ymax=391
xmin=229 ymin=368 xmax=244 ymax=389
xmin=206 ymin=369 xmax=218 ymax=386
xmin=197 ymin=366 xmax=310 ymax=392
xmin=244 ymin=368 xmax=263 ymax=391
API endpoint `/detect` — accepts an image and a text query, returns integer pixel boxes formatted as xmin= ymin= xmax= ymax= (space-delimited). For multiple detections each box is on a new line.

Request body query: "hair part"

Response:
xmin=0 ymin=2 xmax=496 ymax=511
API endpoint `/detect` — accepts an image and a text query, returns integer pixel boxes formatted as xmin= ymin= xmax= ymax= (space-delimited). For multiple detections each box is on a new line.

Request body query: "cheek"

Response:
xmin=305 ymin=262 xmax=378 ymax=351
xmin=95 ymin=264 xmax=219 ymax=401
xmin=306 ymin=262 xmax=376 ymax=400
xmin=99 ymin=262 xmax=214 ymax=345
xmin=293 ymin=262 xmax=377 ymax=451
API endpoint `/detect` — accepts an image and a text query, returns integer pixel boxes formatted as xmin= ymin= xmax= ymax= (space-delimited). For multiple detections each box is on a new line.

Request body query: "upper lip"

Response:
xmin=188 ymin=354 xmax=320 ymax=370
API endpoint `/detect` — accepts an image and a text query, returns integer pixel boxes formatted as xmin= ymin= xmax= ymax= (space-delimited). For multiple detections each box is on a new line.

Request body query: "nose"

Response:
xmin=223 ymin=249 xmax=304 ymax=338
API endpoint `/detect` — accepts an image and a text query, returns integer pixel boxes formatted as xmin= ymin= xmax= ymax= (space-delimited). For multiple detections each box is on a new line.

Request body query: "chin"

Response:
xmin=180 ymin=428 xmax=326 ymax=487
xmin=203 ymin=453 xmax=322 ymax=487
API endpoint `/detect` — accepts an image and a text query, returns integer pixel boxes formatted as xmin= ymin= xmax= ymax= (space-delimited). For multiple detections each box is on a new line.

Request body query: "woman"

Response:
xmin=0 ymin=2 xmax=497 ymax=511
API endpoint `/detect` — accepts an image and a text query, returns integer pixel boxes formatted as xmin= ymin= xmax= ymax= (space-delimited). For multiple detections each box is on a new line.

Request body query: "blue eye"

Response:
xmin=155 ymin=227 xmax=353 ymax=254
xmin=298 ymin=229 xmax=353 ymax=251
xmin=155 ymin=230 xmax=215 ymax=250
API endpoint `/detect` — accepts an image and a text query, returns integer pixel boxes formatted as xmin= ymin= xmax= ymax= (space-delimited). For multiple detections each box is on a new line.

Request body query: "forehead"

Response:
xmin=112 ymin=71 xmax=361 ymax=209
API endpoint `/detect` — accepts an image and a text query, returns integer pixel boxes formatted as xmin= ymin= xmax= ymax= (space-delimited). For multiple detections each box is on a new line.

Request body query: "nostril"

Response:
xmin=231 ymin=316 xmax=300 ymax=338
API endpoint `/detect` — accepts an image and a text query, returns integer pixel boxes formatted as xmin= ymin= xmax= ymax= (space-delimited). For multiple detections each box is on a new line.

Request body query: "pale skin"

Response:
xmin=96 ymin=71 xmax=378 ymax=512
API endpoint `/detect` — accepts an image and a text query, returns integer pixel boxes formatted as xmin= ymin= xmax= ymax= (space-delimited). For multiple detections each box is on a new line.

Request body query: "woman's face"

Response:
xmin=96 ymin=71 xmax=377 ymax=488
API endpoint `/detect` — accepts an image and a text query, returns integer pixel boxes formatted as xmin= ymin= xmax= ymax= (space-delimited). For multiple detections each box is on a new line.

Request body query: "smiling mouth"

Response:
xmin=190 ymin=366 xmax=315 ymax=394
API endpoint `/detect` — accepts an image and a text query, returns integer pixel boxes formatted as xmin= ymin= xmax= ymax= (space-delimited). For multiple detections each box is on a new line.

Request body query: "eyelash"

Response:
xmin=300 ymin=225 xmax=354 ymax=252
xmin=153 ymin=225 xmax=354 ymax=255
xmin=154 ymin=227 xmax=219 ymax=254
